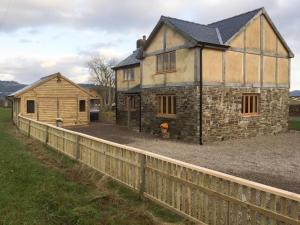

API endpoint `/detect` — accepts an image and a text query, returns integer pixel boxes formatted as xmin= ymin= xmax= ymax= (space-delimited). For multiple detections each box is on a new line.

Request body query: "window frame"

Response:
xmin=241 ymin=93 xmax=260 ymax=116
xmin=26 ymin=100 xmax=35 ymax=114
xmin=123 ymin=68 xmax=135 ymax=81
xmin=156 ymin=51 xmax=176 ymax=74
xmin=157 ymin=94 xmax=176 ymax=117
xmin=79 ymin=100 xmax=86 ymax=112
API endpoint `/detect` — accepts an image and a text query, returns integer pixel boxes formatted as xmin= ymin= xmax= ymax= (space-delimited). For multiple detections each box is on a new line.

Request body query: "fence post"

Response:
xmin=139 ymin=154 xmax=146 ymax=198
xmin=45 ymin=126 xmax=49 ymax=144
xmin=75 ymin=135 xmax=81 ymax=160
xmin=28 ymin=120 xmax=31 ymax=137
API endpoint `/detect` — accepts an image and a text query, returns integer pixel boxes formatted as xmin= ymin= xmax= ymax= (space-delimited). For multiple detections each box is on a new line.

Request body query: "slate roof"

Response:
xmin=162 ymin=16 xmax=223 ymax=45
xmin=113 ymin=48 xmax=142 ymax=69
xmin=208 ymin=8 xmax=263 ymax=43
xmin=124 ymin=84 xmax=141 ymax=94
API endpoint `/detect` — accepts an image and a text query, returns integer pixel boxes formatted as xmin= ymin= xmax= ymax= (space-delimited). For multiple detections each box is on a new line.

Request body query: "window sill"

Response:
xmin=154 ymin=70 xmax=176 ymax=75
xmin=123 ymin=80 xmax=135 ymax=82
xmin=241 ymin=114 xmax=260 ymax=118
xmin=156 ymin=114 xmax=176 ymax=119
xmin=125 ymin=109 xmax=137 ymax=112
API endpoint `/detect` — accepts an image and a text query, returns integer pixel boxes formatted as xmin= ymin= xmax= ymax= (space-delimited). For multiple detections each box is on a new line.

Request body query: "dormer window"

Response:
xmin=156 ymin=51 xmax=176 ymax=73
xmin=123 ymin=68 xmax=135 ymax=81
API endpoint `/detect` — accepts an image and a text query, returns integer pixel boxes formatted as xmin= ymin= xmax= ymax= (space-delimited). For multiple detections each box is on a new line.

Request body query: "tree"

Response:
xmin=87 ymin=56 xmax=117 ymax=111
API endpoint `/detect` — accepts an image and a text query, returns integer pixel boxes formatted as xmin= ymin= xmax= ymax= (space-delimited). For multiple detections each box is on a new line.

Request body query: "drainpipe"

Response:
xmin=199 ymin=48 xmax=203 ymax=145
xmin=115 ymin=70 xmax=118 ymax=124
xmin=139 ymin=94 xmax=142 ymax=132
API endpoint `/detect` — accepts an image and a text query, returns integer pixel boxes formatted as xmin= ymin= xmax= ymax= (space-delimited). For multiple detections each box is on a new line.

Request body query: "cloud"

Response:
xmin=0 ymin=73 xmax=15 ymax=81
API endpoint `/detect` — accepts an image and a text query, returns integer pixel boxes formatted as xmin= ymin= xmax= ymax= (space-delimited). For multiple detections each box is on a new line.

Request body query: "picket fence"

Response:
xmin=17 ymin=116 xmax=300 ymax=225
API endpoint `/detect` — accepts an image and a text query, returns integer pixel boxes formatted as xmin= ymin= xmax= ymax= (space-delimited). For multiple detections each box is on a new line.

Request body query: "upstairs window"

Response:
xmin=27 ymin=100 xmax=35 ymax=113
xmin=79 ymin=100 xmax=86 ymax=112
xmin=157 ymin=95 xmax=176 ymax=116
xmin=124 ymin=96 xmax=136 ymax=110
xmin=156 ymin=51 xmax=176 ymax=73
xmin=241 ymin=94 xmax=259 ymax=116
xmin=123 ymin=68 xmax=135 ymax=81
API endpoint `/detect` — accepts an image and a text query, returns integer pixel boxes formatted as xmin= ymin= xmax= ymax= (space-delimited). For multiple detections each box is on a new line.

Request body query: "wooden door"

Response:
xmin=58 ymin=97 xmax=77 ymax=125
xmin=38 ymin=97 xmax=57 ymax=124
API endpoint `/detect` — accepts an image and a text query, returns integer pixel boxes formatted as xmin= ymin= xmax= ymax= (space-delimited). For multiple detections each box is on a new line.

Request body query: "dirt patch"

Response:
xmin=69 ymin=122 xmax=300 ymax=194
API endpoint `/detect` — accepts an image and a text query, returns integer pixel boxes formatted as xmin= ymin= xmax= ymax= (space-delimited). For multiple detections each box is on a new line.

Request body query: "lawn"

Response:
xmin=289 ymin=118 xmax=300 ymax=131
xmin=0 ymin=108 xmax=189 ymax=225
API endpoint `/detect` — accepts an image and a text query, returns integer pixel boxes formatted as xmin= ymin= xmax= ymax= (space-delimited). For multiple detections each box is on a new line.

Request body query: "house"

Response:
xmin=8 ymin=73 xmax=94 ymax=126
xmin=113 ymin=7 xmax=293 ymax=143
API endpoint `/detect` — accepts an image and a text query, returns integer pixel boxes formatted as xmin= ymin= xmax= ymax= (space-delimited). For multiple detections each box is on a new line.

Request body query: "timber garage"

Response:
xmin=8 ymin=73 xmax=93 ymax=126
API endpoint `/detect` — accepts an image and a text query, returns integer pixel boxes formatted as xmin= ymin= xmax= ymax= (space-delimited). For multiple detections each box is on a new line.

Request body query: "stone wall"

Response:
xmin=202 ymin=87 xmax=289 ymax=142
xmin=141 ymin=86 xmax=200 ymax=143
xmin=116 ymin=92 xmax=141 ymax=131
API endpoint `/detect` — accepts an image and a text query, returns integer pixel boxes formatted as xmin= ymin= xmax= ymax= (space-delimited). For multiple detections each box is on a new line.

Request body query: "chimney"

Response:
xmin=136 ymin=35 xmax=147 ymax=49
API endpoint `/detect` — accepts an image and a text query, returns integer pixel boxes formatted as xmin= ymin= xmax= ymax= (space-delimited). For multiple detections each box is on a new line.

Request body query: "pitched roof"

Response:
xmin=9 ymin=72 xmax=93 ymax=97
xmin=114 ymin=7 xmax=293 ymax=68
xmin=113 ymin=48 xmax=142 ymax=69
xmin=208 ymin=8 xmax=263 ymax=43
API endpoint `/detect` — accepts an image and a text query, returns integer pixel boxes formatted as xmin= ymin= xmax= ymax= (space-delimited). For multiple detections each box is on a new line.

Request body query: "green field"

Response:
xmin=0 ymin=108 xmax=188 ymax=225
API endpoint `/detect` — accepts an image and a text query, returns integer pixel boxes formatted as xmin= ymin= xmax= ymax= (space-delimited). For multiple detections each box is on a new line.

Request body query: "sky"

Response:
xmin=0 ymin=0 xmax=299 ymax=90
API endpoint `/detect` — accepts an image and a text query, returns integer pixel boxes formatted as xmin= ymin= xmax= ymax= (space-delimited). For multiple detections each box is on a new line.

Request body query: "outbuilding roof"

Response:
xmin=114 ymin=7 xmax=294 ymax=69
xmin=9 ymin=72 xmax=93 ymax=97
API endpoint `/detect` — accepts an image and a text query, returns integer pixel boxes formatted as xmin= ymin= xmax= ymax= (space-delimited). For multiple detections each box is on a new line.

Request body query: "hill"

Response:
xmin=290 ymin=90 xmax=300 ymax=97
xmin=0 ymin=80 xmax=26 ymax=96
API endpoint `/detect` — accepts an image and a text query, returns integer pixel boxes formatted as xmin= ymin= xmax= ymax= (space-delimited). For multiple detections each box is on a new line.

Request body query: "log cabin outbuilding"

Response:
xmin=113 ymin=7 xmax=294 ymax=144
xmin=8 ymin=73 xmax=94 ymax=126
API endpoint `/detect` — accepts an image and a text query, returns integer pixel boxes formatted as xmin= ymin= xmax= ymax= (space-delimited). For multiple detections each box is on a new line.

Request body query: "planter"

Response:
xmin=160 ymin=122 xmax=169 ymax=139
xmin=56 ymin=118 xmax=63 ymax=127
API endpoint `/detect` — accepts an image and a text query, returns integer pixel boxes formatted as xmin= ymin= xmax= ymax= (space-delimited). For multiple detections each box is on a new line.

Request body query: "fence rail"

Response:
xmin=17 ymin=116 xmax=300 ymax=225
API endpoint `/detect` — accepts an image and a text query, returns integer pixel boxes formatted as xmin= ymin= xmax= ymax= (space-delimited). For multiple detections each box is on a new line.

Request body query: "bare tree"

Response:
xmin=87 ymin=56 xmax=117 ymax=111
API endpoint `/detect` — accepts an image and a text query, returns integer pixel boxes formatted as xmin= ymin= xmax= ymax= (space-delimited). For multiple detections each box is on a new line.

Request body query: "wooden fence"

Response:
xmin=18 ymin=115 xmax=300 ymax=225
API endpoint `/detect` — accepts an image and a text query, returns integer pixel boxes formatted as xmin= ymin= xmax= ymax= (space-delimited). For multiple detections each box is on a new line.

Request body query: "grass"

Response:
xmin=289 ymin=119 xmax=300 ymax=131
xmin=0 ymin=108 xmax=190 ymax=225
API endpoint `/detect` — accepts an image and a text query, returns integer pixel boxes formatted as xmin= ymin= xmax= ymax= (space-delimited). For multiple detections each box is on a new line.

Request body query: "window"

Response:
xmin=241 ymin=94 xmax=259 ymax=116
xmin=124 ymin=96 xmax=136 ymax=110
xmin=157 ymin=95 xmax=176 ymax=116
xmin=27 ymin=100 xmax=35 ymax=113
xmin=123 ymin=68 xmax=135 ymax=81
xmin=79 ymin=100 xmax=86 ymax=112
xmin=156 ymin=51 xmax=176 ymax=73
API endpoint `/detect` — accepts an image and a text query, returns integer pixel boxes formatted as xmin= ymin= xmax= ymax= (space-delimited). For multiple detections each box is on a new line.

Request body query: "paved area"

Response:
xmin=67 ymin=122 xmax=300 ymax=194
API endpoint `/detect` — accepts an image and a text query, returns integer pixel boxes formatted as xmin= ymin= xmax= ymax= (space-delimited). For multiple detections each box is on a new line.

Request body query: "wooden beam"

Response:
xmin=260 ymin=15 xmax=264 ymax=88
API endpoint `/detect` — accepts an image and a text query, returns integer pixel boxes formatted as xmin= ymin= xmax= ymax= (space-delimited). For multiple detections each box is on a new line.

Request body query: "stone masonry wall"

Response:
xmin=202 ymin=87 xmax=289 ymax=142
xmin=116 ymin=92 xmax=140 ymax=131
xmin=141 ymin=86 xmax=200 ymax=143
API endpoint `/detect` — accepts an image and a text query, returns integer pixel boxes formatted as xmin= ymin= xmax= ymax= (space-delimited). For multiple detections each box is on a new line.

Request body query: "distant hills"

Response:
xmin=0 ymin=81 xmax=26 ymax=97
xmin=290 ymin=90 xmax=300 ymax=97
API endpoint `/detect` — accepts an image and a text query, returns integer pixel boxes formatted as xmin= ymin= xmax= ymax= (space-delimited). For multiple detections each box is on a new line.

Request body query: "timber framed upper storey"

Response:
xmin=113 ymin=7 xmax=293 ymax=143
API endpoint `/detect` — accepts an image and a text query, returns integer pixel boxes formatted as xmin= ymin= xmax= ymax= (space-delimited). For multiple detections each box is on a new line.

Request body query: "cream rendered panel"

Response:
xmin=225 ymin=51 xmax=243 ymax=83
xmin=165 ymin=25 xmax=186 ymax=48
xmin=263 ymin=16 xmax=277 ymax=54
xmin=229 ymin=32 xmax=244 ymax=48
xmin=277 ymin=58 xmax=289 ymax=84
xmin=117 ymin=66 xmax=140 ymax=91
xmin=245 ymin=54 xmax=260 ymax=84
xmin=277 ymin=41 xmax=288 ymax=57
xmin=263 ymin=56 xmax=276 ymax=84
xmin=145 ymin=25 xmax=164 ymax=53
xmin=202 ymin=49 xmax=222 ymax=82
xmin=142 ymin=56 xmax=164 ymax=86
xmin=166 ymin=48 xmax=195 ymax=84
xmin=246 ymin=16 xmax=260 ymax=50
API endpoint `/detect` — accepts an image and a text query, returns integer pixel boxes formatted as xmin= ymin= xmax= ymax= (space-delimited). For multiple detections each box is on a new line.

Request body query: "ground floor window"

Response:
xmin=124 ymin=96 xmax=136 ymax=110
xmin=26 ymin=100 xmax=35 ymax=113
xmin=241 ymin=94 xmax=259 ymax=116
xmin=157 ymin=95 xmax=176 ymax=116
xmin=79 ymin=100 xmax=86 ymax=112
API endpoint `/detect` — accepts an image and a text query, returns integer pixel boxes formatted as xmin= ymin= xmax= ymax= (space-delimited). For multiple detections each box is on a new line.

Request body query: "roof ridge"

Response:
xmin=162 ymin=15 xmax=209 ymax=28
xmin=208 ymin=7 xmax=263 ymax=26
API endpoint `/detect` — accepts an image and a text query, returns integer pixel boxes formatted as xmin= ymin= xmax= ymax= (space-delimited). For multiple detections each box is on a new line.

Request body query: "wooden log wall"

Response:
xmin=18 ymin=115 xmax=300 ymax=225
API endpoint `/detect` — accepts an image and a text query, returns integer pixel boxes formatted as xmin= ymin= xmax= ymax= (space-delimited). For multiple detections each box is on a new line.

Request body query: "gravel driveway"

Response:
xmin=67 ymin=122 xmax=300 ymax=194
